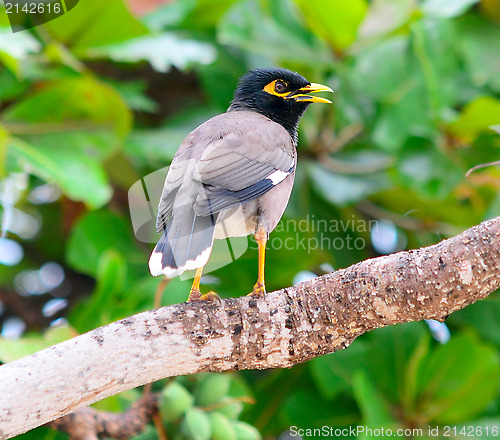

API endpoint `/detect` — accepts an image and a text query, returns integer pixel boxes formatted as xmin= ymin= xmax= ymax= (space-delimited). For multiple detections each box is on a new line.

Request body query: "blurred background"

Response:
xmin=0 ymin=0 xmax=500 ymax=439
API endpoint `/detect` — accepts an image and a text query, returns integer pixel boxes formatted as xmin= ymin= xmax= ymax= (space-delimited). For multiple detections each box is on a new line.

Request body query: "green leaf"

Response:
xmin=66 ymin=210 xmax=142 ymax=277
xmin=107 ymin=80 xmax=159 ymax=113
xmin=370 ymin=185 xmax=486 ymax=228
xmin=125 ymin=107 xmax=218 ymax=167
xmin=308 ymin=162 xmax=390 ymax=206
xmin=179 ymin=0 xmax=239 ymax=31
xmin=70 ymin=249 xmax=127 ymax=332
xmin=402 ymin=333 xmax=431 ymax=419
xmin=372 ymin=86 xmax=435 ymax=152
xmin=3 ymin=77 xmax=131 ymax=207
xmin=417 ymin=332 xmax=500 ymax=424
xmin=0 ymin=27 xmax=41 ymax=73
xmin=142 ymin=0 xmax=197 ymax=31
xmin=396 ymin=137 xmax=463 ymax=199
xmin=43 ymin=0 xmax=148 ymax=50
xmin=449 ymin=297 xmax=500 ymax=349
xmin=294 ymin=0 xmax=368 ymax=50
xmin=0 ymin=52 xmax=20 ymax=78
xmin=410 ymin=18 xmax=464 ymax=115
xmin=196 ymin=47 xmax=246 ymax=110
xmin=0 ymin=68 xmax=29 ymax=102
xmin=119 ymin=277 xmax=190 ymax=313
xmin=351 ymin=36 xmax=410 ymax=101
xmin=0 ymin=9 xmax=10 ymax=27
xmin=91 ymin=33 xmax=216 ymax=73
xmin=364 ymin=323 xmax=428 ymax=405
xmin=218 ymin=0 xmax=331 ymax=66
xmin=449 ymin=96 xmax=500 ymax=142
xmin=358 ymin=0 xmax=415 ymax=40
xmin=454 ymin=15 xmax=500 ymax=90
xmin=310 ymin=340 xmax=368 ymax=399
xmin=458 ymin=133 xmax=500 ymax=177
xmin=8 ymin=135 xmax=112 ymax=209
xmin=0 ymin=325 xmax=75 ymax=363
xmin=421 ymin=0 xmax=480 ymax=18
xmin=352 ymin=370 xmax=397 ymax=431
xmin=2 ymin=77 xmax=130 ymax=138
xmin=278 ymin=388 xmax=360 ymax=430
xmin=0 ymin=123 xmax=7 ymax=177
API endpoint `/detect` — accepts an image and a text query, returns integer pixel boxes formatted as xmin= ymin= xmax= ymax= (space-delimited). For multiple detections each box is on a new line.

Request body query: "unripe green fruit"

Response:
xmin=195 ymin=373 xmax=232 ymax=406
xmin=182 ymin=407 xmax=212 ymax=440
xmin=209 ymin=411 xmax=237 ymax=440
xmin=215 ymin=401 xmax=244 ymax=420
xmin=232 ymin=421 xmax=262 ymax=440
xmin=160 ymin=381 xmax=194 ymax=422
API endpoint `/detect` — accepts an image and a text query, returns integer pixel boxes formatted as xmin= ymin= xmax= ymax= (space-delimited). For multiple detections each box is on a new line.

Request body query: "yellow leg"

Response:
xmin=188 ymin=266 xmax=221 ymax=303
xmin=188 ymin=267 xmax=204 ymax=301
xmin=252 ymin=226 xmax=267 ymax=297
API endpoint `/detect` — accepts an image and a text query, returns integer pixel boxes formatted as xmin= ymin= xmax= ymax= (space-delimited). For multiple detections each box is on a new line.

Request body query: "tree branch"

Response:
xmin=47 ymin=394 xmax=158 ymax=440
xmin=1 ymin=217 xmax=499 ymax=439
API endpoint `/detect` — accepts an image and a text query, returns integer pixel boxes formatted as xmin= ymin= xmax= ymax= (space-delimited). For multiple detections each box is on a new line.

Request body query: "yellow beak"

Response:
xmin=288 ymin=83 xmax=334 ymax=104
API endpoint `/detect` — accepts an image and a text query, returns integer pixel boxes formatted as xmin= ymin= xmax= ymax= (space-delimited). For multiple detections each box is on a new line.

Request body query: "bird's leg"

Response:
xmin=252 ymin=225 xmax=267 ymax=297
xmin=188 ymin=267 xmax=203 ymax=301
xmin=188 ymin=266 xmax=221 ymax=303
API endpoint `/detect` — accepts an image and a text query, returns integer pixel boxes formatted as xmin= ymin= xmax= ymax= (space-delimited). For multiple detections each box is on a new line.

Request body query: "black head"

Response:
xmin=228 ymin=68 xmax=333 ymax=141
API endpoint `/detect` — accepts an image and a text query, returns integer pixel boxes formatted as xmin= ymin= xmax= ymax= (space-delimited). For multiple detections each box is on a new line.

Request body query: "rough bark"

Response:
xmin=47 ymin=394 xmax=158 ymax=440
xmin=1 ymin=217 xmax=499 ymax=439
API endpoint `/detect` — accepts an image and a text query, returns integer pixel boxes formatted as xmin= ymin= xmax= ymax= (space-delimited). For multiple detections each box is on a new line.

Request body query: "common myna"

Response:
xmin=149 ymin=68 xmax=333 ymax=301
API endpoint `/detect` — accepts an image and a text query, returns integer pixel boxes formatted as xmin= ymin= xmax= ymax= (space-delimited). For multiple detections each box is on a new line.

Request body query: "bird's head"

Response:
xmin=228 ymin=68 xmax=333 ymax=140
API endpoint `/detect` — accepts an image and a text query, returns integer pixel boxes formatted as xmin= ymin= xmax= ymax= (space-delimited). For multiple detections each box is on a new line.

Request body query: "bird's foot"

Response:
xmin=249 ymin=281 xmax=266 ymax=298
xmin=200 ymin=291 xmax=222 ymax=304
xmin=188 ymin=289 xmax=222 ymax=304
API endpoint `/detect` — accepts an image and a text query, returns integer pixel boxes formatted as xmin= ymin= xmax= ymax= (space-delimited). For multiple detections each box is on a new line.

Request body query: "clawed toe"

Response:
xmin=187 ymin=289 xmax=222 ymax=304
xmin=249 ymin=281 xmax=266 ymax=298
xmin=199 ymin=291 xmax=222 ymax=304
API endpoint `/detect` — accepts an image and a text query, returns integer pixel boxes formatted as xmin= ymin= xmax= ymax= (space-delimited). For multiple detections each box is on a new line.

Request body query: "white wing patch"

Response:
xmin=267 ymin=169 xmax=289 ymax=185
xmin=267 ymin=162 xmax=294 ymax=185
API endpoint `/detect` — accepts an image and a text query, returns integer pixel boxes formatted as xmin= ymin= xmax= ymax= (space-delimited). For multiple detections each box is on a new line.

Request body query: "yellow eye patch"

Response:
xmin=263 ymin=79 xmax=289 ymax=97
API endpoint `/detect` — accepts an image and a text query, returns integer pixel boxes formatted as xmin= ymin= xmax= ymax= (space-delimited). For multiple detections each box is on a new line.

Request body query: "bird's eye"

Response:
xmin=274 ymin=81 xmax=287 ymax=94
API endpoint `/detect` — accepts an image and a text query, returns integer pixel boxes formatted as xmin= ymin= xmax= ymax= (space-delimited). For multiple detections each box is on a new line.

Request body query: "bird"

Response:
xmin=149 ymin=67 xmax=333 ymax=301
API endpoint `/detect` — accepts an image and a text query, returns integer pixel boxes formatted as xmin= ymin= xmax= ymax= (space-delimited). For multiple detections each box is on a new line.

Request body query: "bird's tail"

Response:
xmin=149 ymin=206 xmax=217 ymax=278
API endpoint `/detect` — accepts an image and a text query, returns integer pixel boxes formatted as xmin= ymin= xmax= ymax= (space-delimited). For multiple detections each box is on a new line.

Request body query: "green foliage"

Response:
xmin=66 ymin=210 xmax=140 ymax=277
xmin=309 ymin=324 xmax=500 ymax=434
xmin=5 ymin=77 xmax=131 ymax=208
xmin=43 ymin=0 xmax=148 ymax=50
xmin=450 ymin=96 xmax=500 ymax=141
xmin=1 ymin=0 xmax=500 ymax=438
xmin=416 ymin=332 xmax=500 ymax=423
xmin=295 ymin=0 xmax=368 ymax=50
